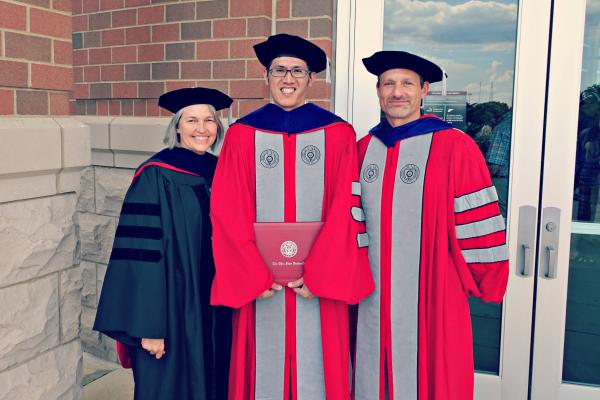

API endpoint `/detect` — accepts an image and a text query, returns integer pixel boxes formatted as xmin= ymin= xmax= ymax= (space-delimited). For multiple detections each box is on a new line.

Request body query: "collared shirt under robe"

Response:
xmin=94 ymin=147 xmax=231 ymax=400
xmin=210 ymin=103 xmax=374 ymax=400
xmin=353 ymin=115 xmax=509 ymax=400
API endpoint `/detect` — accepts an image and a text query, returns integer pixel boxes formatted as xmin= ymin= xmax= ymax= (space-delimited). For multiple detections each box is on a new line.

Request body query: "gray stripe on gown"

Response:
xmin=390 ymin=133 xmax=432 ymax=399
xmin=255 ymin=131 xmax=286 ymax=400
xmin=461 ymin=244 xmax=509 ymax=263
xmin=351 ymin=206 xmax=366 ymax=222
xmin=295 ymin=130 xmax=326 ymax=400
xmin=356 ymin=232 xmax=369 ymax=248
xmin=355 ymin=137 xmax=387 ymax=400
xmin=455 ymin=215 xmax=505 ymax=239
xmin=454 ymin=186 xmax=498 ymax=213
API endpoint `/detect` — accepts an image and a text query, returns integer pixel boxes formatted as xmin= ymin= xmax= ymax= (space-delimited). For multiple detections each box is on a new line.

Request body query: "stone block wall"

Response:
xmin=78 ymin=166 xmax=131 ymax=363
xmin=71 ymin=0 xmax=335 ymax=117
xmin=0 ymin=118 xmax=90 ymax=400
xmin=0 ymin=0 xmax=73 ymax=115
xmin=75 ymin=116 xmax=169 ymax=362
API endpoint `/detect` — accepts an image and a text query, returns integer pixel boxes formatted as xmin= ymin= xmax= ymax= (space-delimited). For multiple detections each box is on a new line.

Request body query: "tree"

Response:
xmin=466 ymin=101 xmax=510 ymax=137
xmin=579 ymin=84 xmax=600 ymax=129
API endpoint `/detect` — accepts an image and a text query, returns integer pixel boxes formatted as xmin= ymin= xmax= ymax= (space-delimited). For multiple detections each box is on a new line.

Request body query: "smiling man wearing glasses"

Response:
xmin=210 ymin=34 xmax=374 ymax=399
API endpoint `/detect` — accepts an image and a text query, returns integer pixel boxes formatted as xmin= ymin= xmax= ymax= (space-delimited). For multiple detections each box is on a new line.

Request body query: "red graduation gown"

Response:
xmin=354 ymin=124 xmax=509 ymax=400
xmin=211 ymin=111 xmax=373 ymax=399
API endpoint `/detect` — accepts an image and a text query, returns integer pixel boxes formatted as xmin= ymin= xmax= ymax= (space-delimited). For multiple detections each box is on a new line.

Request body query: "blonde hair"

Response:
xmin=163 ymin=104 xmax=225 ymax=151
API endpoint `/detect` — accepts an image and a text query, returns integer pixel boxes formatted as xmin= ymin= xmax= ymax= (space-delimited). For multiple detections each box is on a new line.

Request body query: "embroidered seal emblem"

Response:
xmin=363 ymin=164 xmax=379 ymax=183
xmin=301 ymin=145 xmax=321 ymax=165
xmin=399 ymin=163 xmax=420 ymax=184
xmin=260 ymin=149 xmax=279 ymax=168
xmin=280 ymin=240 xmax=298 ymax=258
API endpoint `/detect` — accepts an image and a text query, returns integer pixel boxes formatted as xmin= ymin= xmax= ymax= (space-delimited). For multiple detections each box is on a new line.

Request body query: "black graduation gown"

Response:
xmin=94 ymin=147 xmax=231 ymax=400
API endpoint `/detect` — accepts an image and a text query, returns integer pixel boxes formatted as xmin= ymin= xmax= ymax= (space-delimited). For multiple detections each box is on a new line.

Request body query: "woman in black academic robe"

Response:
xmin=94 ymin=88 xmax=233 ymax=400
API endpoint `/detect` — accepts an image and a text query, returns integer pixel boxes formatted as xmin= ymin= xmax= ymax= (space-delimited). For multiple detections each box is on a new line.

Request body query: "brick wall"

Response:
xmin=0 ymin=0 xmax=73 ymax=115
xmin=72 ymin=0 xmax=334 ymax=118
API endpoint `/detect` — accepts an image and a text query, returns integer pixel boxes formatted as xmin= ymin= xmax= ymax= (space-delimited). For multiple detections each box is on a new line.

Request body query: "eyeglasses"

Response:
xmin=268 ymin=67 xmax=311 ymax=78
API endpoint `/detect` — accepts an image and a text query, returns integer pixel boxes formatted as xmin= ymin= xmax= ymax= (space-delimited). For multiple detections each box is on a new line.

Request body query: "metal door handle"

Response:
xmin=540 ymin=207 xmax=561 ymax=280
xmin=522 ymin=244 xmax=533 ymax=276
xmin=517 ymin=205 xmax=536 ymax=277
xmin=546 ymin=245 xmax=557 ymax=279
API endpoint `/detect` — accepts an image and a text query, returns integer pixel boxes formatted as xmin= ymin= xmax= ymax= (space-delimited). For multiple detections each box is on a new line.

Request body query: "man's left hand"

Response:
xmin=288 ymin=277 xmax=314 ymax=299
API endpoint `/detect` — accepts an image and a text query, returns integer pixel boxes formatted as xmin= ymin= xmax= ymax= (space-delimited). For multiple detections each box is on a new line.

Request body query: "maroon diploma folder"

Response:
xmin=254 ymin=222 xmax=324 ymax=284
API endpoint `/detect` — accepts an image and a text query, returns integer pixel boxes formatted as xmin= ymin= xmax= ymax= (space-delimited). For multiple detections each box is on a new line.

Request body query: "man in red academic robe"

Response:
xmin=353 ymin=51 xmax=509 ymax=399
xmin=210 ymin=33 xmax=374 ymax=400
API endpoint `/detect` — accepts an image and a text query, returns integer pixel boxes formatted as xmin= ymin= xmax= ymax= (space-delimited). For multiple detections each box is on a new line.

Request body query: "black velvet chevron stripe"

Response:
xmin=120 ymin=202 xmax=161 ymax=216
xmin=111 ymin=248 xmax=162 ymax=262
xmin=115 ymin=225 xmax=163 ymax=240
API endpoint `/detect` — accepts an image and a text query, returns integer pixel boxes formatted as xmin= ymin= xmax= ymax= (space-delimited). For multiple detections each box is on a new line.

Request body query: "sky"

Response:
xmin=581 ymin=1 xmax=600 ymax=91
xmin=383 ymin=0 xmax=519 ymax=106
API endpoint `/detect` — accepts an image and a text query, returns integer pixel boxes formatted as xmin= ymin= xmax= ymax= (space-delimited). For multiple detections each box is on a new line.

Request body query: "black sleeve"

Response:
xmin=94 ymin=167 xmax=167 ymax=343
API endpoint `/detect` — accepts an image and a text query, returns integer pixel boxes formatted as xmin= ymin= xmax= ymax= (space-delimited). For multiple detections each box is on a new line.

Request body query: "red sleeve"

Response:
xmin=357 ymin=134 xmax=372 ymax=171
xmin=210 ymin=124 xmax=274 ymax=308
xmin=303 ymin=124 xmax=374 ymax=304
xmin=449 ymin=131 xmax=509 ymax=303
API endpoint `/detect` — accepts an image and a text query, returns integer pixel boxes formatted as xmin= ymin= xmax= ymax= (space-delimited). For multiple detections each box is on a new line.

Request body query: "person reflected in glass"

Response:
xmin=473 ymin=123 xmax=492 ymax=155
xmin=93 ymin=87 xmax=233 ymax=400
xmin=486 ymin=110 xmax=512 ymax=218
xmin=576 ymin=117 xmax=600 ymax=221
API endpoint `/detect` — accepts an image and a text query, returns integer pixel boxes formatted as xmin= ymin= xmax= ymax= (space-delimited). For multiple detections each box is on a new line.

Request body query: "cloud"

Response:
xmin=494 ymin=68 xmax=514 ymax=84
xmin=462 ymin=60 xmax=514 ymax=103
xmin=490 ymin=60 xmax=502 ymax=74
xmin=407 ymin=52 xmax=475 ymax=74
xmin=587 ymin=1 xmax=600 ymax=15
xmin=480 ymin=42 xmax=516 ymax=52
xmin=383 ymin=0 xmax=518 ymax=48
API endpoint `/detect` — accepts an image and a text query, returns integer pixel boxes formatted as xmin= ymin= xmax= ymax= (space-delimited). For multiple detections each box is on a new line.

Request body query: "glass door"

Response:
xmin=530 ymin=1 xmax=600 ymax=399
xmin=337 ymin=0 xmax=598 ymax=399
xmin=335 ymin=1 xmax=553 ymax=399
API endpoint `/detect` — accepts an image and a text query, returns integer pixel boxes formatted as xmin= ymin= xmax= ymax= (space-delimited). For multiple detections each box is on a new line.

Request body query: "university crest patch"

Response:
xmin=260 ymin=149 xmax=279 ymax=168
xmin=363 ymin=164 xmax=379 ymax=183
xmin=399 ymin=163 xmax=420 ymax=184
xmin=301 ymin=145 xmax=321 ymax=165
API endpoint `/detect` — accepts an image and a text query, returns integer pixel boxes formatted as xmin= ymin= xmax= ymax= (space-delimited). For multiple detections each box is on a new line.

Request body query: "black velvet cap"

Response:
xmin=158 ymin=87 xmax=233 ymax=113
xmin=362 ymin=51 xmax=445 ymax=83
xmin=253 ymin=33 xmax=327 ymax=73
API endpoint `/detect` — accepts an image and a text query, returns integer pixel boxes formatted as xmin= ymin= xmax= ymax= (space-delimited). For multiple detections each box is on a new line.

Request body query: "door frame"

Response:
xmin=530 ymin=1 xmax=589 ymax=398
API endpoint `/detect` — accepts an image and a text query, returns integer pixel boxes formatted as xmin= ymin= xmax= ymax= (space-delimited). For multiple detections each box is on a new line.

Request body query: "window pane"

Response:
xmin=563 ymin=0 xmax=600 ymax=387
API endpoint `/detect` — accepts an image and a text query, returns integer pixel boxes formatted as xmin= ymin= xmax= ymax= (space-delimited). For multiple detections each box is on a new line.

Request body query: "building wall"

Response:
xmin=0 ymin=0 xmax=73 ymax=115
xmin=72 ymin=0 xmax=334 ymax=118
xmin=0 ymin=2 xmax=84 ymax=398
xmin=0 ymin=117 xmax=89 ymax=400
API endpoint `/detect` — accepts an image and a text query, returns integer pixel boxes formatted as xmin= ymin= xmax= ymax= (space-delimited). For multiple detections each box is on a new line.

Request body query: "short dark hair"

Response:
xmin=376 ymin=73 xmax=425 ymax=88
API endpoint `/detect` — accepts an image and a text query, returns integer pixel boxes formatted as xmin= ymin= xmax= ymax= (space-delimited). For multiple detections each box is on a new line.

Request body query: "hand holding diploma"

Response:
xmin=258 ymin=282 xmax=283 ymax=300
xmin=288 ymin=277 xmax=314 ymax=299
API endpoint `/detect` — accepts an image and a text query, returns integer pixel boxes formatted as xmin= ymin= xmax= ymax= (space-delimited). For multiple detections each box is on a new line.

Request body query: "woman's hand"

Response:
xmin=141 ymin=338 xmax=166 ymax=359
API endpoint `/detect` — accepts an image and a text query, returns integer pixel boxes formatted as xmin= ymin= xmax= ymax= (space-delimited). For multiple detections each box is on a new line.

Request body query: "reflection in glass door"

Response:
xmin=566 ymin=4 xmax=600 ymax=387
xmin=531 ymin=1 xmax=600 ymax=398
